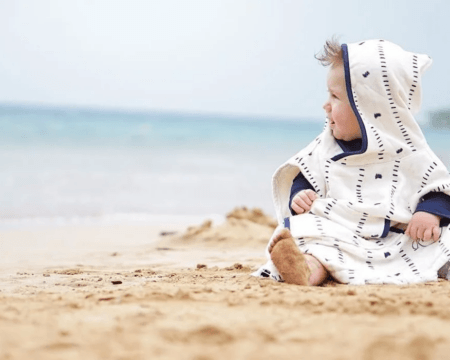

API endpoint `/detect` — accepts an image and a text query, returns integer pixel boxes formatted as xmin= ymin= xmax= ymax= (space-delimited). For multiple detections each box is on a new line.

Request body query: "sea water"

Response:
xmin=0 ymin=105 xmax=449 ymax=230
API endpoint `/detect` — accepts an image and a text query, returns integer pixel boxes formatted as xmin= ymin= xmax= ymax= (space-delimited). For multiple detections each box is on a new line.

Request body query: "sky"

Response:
xmin=1 ymin=0 xmax=450 ymax=120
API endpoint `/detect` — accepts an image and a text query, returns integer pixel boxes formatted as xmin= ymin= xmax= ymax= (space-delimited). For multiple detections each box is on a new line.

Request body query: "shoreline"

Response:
xmin=0 ymin=207 xmax=267 ymax=275
xmin=0 ymin=212 xmax=227 ymax=232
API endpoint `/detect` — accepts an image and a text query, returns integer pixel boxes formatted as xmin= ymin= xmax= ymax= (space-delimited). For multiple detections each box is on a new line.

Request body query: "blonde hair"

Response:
xmin=315 ymin=36 xmax=343 ymax=67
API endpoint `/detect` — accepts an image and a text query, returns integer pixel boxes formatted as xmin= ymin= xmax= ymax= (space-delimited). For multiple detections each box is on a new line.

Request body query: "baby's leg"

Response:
xmin=269 ymin=228 xmax=328 ymax=286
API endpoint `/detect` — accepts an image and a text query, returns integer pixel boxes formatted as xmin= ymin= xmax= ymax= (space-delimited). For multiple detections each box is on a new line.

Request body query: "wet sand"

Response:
xmin=2 ymin=208 xmax=450 ymax=360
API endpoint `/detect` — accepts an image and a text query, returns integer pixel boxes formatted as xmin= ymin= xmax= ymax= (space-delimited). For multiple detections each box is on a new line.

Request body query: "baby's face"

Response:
xmin=323 ymin=64 xmax=361 ymax=141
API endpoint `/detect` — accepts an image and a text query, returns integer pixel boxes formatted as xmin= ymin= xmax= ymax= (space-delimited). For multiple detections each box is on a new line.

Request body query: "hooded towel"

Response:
xmin=253 ymin=39 xmax=450 ymax=285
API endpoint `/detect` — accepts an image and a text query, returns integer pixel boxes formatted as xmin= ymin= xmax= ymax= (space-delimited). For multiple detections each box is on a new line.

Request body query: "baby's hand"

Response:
xmin=291 ymin=189 xmax=317 ymax=215
xmin=405 ymin=211 xmax=441 ymax=241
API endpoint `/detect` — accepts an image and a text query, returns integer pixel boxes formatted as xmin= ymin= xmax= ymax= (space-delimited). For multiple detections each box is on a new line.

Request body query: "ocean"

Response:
xmin=1 ymin=105 xmax=449 ymax=230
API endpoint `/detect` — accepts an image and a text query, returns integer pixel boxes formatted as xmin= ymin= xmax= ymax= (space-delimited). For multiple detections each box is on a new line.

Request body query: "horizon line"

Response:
xmin=0 ymin=101 xmax=324 ymax=123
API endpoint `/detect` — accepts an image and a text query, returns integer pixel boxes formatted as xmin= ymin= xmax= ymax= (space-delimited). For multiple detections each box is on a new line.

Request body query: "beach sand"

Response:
xmin=2 ymin=208 xmax=450 ymax=360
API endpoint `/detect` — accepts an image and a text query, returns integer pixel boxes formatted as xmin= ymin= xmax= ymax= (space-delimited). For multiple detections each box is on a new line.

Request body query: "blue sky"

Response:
xmin=1 ymin=0 xmax=449 ymax=120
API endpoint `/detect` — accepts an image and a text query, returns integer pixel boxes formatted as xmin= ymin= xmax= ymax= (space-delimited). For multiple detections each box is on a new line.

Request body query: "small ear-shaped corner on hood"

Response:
xmin=417 ymin=52 xmax=433 ymax=75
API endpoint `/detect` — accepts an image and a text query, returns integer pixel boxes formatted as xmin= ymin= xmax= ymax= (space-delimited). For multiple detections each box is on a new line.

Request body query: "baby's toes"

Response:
xmin=274 ymin=228 xmax=293 ymax=242
xmin=269 ymin=228 xmax=293 ymax=253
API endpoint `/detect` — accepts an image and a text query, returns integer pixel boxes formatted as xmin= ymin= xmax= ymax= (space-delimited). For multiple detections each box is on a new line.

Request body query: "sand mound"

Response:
xmin=226 ymin=207 xmax=277 ymax=229
xmin=164 ymin=207 xmax=276 ymax=248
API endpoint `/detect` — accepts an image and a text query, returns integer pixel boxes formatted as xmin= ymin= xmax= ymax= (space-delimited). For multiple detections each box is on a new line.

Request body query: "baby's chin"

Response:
xmin=332 ymin=131 xmax=362 ymax=142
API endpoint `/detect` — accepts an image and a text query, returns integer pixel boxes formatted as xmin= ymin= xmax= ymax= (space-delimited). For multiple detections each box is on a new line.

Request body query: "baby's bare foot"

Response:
xmin=269 ymin=228 xmax=310 ymax=285
xmin=268 ymin=228 xmax=292 ymax=254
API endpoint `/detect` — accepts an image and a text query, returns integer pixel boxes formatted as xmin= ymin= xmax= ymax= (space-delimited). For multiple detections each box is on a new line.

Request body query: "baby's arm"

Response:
xmin=291 ymin=189 xmax=317 ymax=214
xmin=406 ymin=192 xmax=450 ymax=241
xmin=405 ymin=212 xmax=441 ymax=241
xmin=290 ymin=172 xmax=317 ymax=215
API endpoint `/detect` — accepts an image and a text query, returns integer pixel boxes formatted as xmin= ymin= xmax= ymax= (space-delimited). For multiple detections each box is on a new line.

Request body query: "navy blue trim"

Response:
xmin=331 ymin=44 xmax=368 ymax=161
xmin=415 ymin=192 xmax=450 ymax=227
xmin=336 ymin=138 xmax=363 ymax=153
xmin=381 ymin=218 xmax=390 ymax=238
xmin=283 ymin=217 xmax=291 ymax=230
xmin=415 ymin=192 xmax=450 ymax=219
xmin=389 ymin=227 xmax=405 ymax=234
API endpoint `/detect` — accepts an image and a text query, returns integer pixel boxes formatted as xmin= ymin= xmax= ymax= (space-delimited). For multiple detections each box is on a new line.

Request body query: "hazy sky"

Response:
xmin=1 ymin=0 xmax=449 ymax=120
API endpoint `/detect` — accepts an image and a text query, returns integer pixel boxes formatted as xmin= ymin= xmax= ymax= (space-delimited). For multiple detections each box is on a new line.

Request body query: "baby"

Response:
xmin=254 ymin=38 xmax=450 ymax=285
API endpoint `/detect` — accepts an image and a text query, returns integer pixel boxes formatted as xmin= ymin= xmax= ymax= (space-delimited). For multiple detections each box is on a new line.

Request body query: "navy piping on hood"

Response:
xmin=331 ymin=44 xmax=368 ymax=162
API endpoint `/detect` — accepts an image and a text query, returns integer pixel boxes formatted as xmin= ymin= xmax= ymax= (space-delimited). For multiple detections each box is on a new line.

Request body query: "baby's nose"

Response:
xmin=322 ymin=101 xmax=330 ymax=111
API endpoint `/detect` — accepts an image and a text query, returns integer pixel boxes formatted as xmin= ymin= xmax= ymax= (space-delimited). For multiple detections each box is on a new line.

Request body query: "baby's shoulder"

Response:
xmin=288 ymin=132 xmax=338 ymax=163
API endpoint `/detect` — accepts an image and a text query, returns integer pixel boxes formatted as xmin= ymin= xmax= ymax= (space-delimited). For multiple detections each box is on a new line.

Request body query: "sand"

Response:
xmin=2 ymin=207 xmax=450 ymax=360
